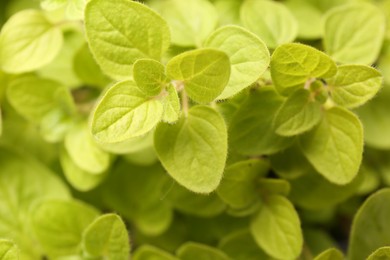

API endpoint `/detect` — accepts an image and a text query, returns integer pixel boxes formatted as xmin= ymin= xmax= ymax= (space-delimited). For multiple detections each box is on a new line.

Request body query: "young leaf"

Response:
xmin=367 ymin=247 xmax=390 ymax=260
xmin=274 ymin=89 xmax=322 ymax=136
xmin=91 ymin=80 xmax=164 ymax=143
xmin=154 ymin=106 xmax=227 ymax=193
xmin=0 ymin=240 xmax=19 ymax=260
xmin=240 ymin=0 xmax=298 ymax=49
xmin=349 ymin=189 xmax=390 ymax=259
xmin=204 ymin=25 xmax=270 ymax=99
xmin=0 ymin=10 xmax=63 ymax=73
xmin=299 ymin=107 xmax=363 ymax=185
xmin=270 ymin=43 xmax=337 ymax=95
xmin=152 ymin=0 xmax=217 ymax=47
xmin=133 ymin=245 xmax=179 ymax=260
xmin=314 ymin=248 xmax=344 ymax=260
xmin=328 ymin=65 xmax=383 ymax=108
xmin=161 ymin=84 xmax=181 ymax=123
xmin=323 ymin=3 xmax=385 ymax=65
xmin=32 ymin=200 xmax=99 ymax=257
xmin=250 ymin=195 xmax=303 ymax=259
xmin=258 ymin=178 xmax=291 ymax=197
xmin=229 ymin=86 xmax=294 ymax=155
xmin=177 ymin=242 xmax=230 ymax=260
xmin=133 ymin=59 xmax=167 ymax=97
xmin=85 ymin=0 xmax=170 ymax=79
xmin=166 ymin=49 xmax=230 ymax=103
xmin=82 ymin=214 xmax=130 ymax=260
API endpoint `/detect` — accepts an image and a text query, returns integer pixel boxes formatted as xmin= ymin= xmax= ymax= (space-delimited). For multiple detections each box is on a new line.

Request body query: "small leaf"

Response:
xmin=177 ymin=242 xmax=230 ymax=260
xmin=240 ymin=0 xmax=298 ymax=49
xmin=0 ymin=240 xmax=19 ymax=260
xmin=133 ymin=59 xmax=167 ymax=97
xmin=270 ymin=43 xmax=337 ymax=95
xmin=274 ymin=89 xmax=322 ymax=136
xmin=91 ymin=80 xmax=164 ymax=143
xmin=85 ymin=0 xmax=170 ymax=79
xmin=82 ymin=214 xmax=130 ymax=260
xmin=166 ymin=49 xmax=230 ymax=103
xmin=250 ymin=195 xmax=303 ymax=259
xmin=0 ymin=10 xmax=63 ymax=73
xmin=314 ymin=248 xmax=344 ymax=260
xmin=299 ymin=107 xmax=363 ymax=184
xmin=367 ymin=247 xmax=390 ymax=260
xmin=258 ymin=178 xmax=291 ymax=196
xmin=328 ymin=65 xmax=383 ymax=108
xmin=323 ymin=3 xmax=385 ymax=65
xmin=133 ymin=245 xmax=179 ymax=260
xmin=204 ymin=25 xmax=270 ymax=99
xmin=155 ymin=106 xmax=227 ymax=193
xmin=161 ymin=84 xmax=181 ymax=123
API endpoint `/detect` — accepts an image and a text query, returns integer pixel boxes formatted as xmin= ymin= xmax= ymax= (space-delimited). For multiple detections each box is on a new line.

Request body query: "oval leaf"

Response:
xmin=133 ymin=59 xmax=167 ymax=97
xmin=133 ymin=245 xmax=179 ymax=260
xmin=314 ymin=248 xmax=344 ymax=260
xmin=177 ymin=242 xmax=230 ymax=260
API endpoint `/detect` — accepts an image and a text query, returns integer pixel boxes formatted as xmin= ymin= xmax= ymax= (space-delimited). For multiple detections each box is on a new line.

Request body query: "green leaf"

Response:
xmin=133 ymin=245 xmax=179 ymax=260
xmin=258 ymin=178 xmax=291 ymax=196
xmin=177 ymin=242 xmax=231 ymax=260
xmin=155 ymin=106 xmax=227 ymax=193
xmin=91 ymin=80 xmax=164 ymax=143
xmin=299 ymin=107 xmax=363 ymax=184
xmin=82 ymin=214 xmax=130 ymax=260
xmin=161 ymin=84 xmax=181 ymax=123
xmin=39 ymin=107 xmax=74 ymax=143
xmin=323 ymin=3 xmax=385 ymax=65
xmin=304 ymin=228 xmax=338 ymax=256
xmin=328 ymin=65 xmax=383 ymax=108
xmin=250 ymin=195 xmax=303 ymax=259
xmin=349 ymin=189 xmax=390 ymax=260
xmin=31 ymin=200 xmax=99 ymax=257
xmin=0 ymin=240 xmax=19 ymax=260
xmin=65 ymin=123 xmax=110 ymax=174
xmin=98 ymin=131 xmax=154 ymax=155
xmin=217 ymin=159 xmax=269 ymax=209
xmin=240 ymin=0 xmax=298 ymax=49
xmin=0 ymin=10 xmax=63 ymax=73
xmin=270 ymin=43 xmax=337 ymax=95
xmin=7 ymin=75 xmax=75 ymax=123
xmin=367 ymin=247 xmax=390 ymax=260
xmin=166 ymin=49 xmax=230 ymax=103
xmin=85 ymin=0 xmax=170 ymax=80
xmin=204 ymin=25 xmax=270 ymax=99
xmin=274 ymin=89 xmax=322 ymax=136
xmin=213 ymin=0 xmax=241 ymax=26
xmin=133 ymin=59 xmax=167 ymax=97
xmin=229 ymin=86 xmax=294 ymax=155
xmin=152 ymin=0 xmax=217 ymax=47
xmin=314 ymin=248 xmax=344 ymax=260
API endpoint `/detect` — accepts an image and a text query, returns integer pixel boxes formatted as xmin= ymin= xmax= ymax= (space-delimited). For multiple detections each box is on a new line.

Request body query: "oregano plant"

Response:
xmin=0 ymin=0 xmax=390 ymax=259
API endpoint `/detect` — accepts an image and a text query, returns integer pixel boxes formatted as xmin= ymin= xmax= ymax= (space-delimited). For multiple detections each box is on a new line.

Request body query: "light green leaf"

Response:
xmin=367 ymin=247 xmax=390 ymax=260
xmin=91 ymin=80 xmax=164 ymax=143
xmin=82 ymin=214 xmax=130 ymax=260
xmin=60 ymin=148 xmax=107 ymax=192
xmin=39 ymin=107 xmax=75 ymax=143
xmin=258 ymin=178 xmax=290 ymax=196
xmin=217 ymin=159 xmax=269 ymax=209
xmin=240 ymin=0 xmax=298 ymax=49
xmin=65 ymin=123 xmax=110 ymax=174
xmin=166 ymin=49 xmax=230 ymax=103
xmin=85 ymin=0 xmax=170 ymax=80
xmin=213 ymin=0 xmax=241 ymax=26
xmin=270 ymin=43 xmax=337 ymax=95
xmin=153 ymin=0 xmax=217 ymax=47
xmin=299 ymin=107 xmax=363 ymax=184
xmin=349 ymin=189 xmax=390 ymax=260
xmin=161 ymin=84 xmax=180 ymax=123
xmin=274 ymin=89 xmax=322 ymax=136
xmin=40 ymin=0 xmax=66 ymax=10
xmin=323 ymin=3 xmax=385 ymax=65
xmin=98 ymin=131 xmax=154 ymax=155
xmin=250 ymin=195 xmax=303 ymax=259
xmin=328 ymin=65 xmax=383 ymax=108
xmin=31 ymin=200 xmax=99 ymax=257
xmin=0 ymin=240 xmax=19 ymax=260
xmin=177 ymin=242 xmax=230 ymax=260
xmin=0 ymin=10 xmax=62 ymax=73
xmin=6 ymin=75 xmax=75 ymax=123
xmin=154 ymin=106 xmax=227 ymax=193
xmin=133 ymin=245 xmax=179 ymax=260
xmin=133 ymin=59 xmax=167 ymax=97
xmin=204 ymin=25 xmax=270 ymax=99
xmin=314 ymin=248 xmax=344 ymax=260
xmin=229 ymin=86 xmax=294 ymax=155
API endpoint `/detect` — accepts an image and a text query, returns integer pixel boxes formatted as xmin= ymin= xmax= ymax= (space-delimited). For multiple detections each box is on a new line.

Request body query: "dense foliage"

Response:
xmin=1 ymin=0 xmax=390 ymax=259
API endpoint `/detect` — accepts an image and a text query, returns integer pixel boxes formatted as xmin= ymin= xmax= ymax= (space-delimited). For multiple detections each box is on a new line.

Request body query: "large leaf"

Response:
xmin=155 ymin=106 xmax=227 ymax=193
xmin=204 ymin=25 xmax=270 ymax=99
xmin=166 ymin=49 xmax=230 ymax=103
xmin=85 ymin=0 xmax=170 ymax=79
